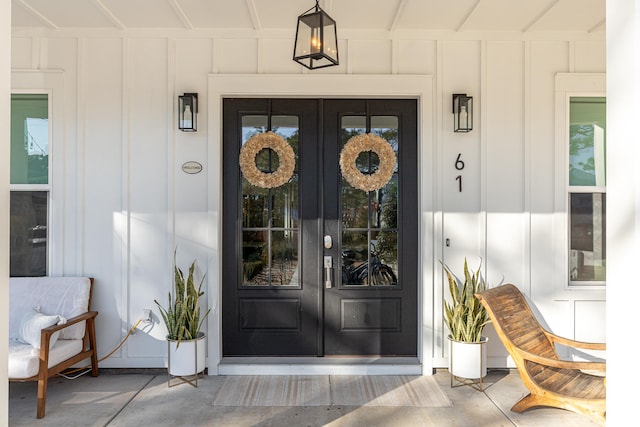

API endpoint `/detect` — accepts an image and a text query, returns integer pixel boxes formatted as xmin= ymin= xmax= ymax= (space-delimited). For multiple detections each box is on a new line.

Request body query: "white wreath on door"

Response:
xmin=239 ymin=131 xmax=296 ymax=189
xmin=340 ymin=133 xmax=396 ymax=192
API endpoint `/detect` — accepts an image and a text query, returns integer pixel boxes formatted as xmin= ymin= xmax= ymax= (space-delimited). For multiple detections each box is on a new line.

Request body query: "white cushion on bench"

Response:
xmin=9 ymin=339 xmax=84 ymax=379
xmin=18 ymin=309 xmax=66 ymax=349
xmin=9 ymin=277 xmax=91 ymax=340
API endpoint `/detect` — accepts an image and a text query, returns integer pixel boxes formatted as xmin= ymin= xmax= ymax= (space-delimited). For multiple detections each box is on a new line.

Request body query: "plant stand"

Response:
xmin=166 ymin=334 xmax=206 ymax=388
xmin=451 ymin=375 xmax=485 ymax=391
xmin=448 ymin=337 xmax=487 ymax=392
xmin=168 ymin=372 xmax=204 ymax=388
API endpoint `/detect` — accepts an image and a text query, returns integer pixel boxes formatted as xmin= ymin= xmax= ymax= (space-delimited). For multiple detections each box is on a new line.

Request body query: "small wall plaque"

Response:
xmin=182 ymin=161 xmax=203 ymax=174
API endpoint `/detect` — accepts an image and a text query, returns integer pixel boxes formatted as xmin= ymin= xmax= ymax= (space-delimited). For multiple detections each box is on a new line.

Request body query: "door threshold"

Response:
xmin=217 ymin=357 xmax=423 ymax=376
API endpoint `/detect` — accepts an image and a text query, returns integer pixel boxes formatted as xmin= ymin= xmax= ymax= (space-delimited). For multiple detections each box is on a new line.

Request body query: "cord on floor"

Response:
xmin=58 ymin=319 xmax=143 ymax=379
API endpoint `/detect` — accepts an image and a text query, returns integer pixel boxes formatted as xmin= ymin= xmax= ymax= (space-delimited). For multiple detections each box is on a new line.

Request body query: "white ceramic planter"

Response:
xmin=167 ymin=332 xmax=206 ymax=376
xmin=448 ymin=335 xmax=488 ymax=379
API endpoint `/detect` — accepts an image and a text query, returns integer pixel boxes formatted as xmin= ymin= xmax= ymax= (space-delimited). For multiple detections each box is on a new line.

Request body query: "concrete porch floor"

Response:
xmin=9 ymin=369 xmax=601 ymax=426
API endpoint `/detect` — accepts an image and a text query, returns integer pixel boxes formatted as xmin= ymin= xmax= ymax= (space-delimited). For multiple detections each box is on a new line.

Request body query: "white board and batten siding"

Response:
xmin=11 ymin=29 xmax=605 ymax=371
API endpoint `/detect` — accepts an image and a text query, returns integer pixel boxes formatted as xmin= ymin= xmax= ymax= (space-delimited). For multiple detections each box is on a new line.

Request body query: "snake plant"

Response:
xmin=155 ymin=251 xmax=211 ymax=347
xmin=442 ymin=258 xmax=490 ymax=343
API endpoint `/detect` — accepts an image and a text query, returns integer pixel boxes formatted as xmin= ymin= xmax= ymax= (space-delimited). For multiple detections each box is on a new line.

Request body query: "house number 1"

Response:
xmin=455 ymin=153 xmax=464 ymax=192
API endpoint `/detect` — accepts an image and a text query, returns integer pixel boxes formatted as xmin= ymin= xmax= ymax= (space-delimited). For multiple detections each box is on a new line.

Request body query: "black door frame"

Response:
xmin=222 ymin=99 xmax=419 ymax=362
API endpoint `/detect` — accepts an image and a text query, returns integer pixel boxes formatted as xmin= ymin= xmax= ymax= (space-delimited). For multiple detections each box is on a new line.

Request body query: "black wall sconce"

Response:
xmin=293 ymin=0 xmax=339 ymax=70
xmin=178 ymin=93 xmax=198 ymax=132
xmin=453 ymin=94 xmax=473 ymax=132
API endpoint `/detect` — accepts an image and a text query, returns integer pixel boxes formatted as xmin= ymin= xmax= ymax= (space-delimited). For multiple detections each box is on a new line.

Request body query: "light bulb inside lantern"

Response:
xmin=182 ymin=105 xmax=192 ymax=129
xmin=459 ymin=105 xmax=467 ymax=128
xmin=310 ymin=26 xmax=321 ymax=54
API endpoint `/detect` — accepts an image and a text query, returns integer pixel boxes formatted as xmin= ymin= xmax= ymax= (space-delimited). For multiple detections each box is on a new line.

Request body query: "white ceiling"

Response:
xmin=11 ymin=0 xmax=605 ymax=33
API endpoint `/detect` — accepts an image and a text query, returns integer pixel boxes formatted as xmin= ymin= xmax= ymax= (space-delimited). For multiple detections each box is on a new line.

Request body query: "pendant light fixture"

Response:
xmin=293 ymin=0 xmax=339 ymax=70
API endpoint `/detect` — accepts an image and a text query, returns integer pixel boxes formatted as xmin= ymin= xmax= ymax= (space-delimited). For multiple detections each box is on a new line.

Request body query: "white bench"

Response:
xmin=9 ymin=276 xmax=99 ymax=418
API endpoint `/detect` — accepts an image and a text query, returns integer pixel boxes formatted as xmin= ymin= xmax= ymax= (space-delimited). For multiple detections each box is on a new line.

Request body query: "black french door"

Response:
xmin=222 ymin=98 xmax=417 ymax=357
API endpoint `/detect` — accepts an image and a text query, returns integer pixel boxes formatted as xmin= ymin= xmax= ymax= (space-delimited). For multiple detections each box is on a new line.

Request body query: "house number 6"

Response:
xmin=455 ymin=153 xmax=464 ymax=192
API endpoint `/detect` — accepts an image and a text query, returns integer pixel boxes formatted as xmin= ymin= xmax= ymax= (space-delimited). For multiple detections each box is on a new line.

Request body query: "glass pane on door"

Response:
xmin=340 ymin=116 xmax=399 ymax=287
xmin=241 ymin=115 xmax=300 ymax=287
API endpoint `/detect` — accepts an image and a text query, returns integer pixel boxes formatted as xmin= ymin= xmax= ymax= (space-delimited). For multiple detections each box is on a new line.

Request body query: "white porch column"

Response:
xmin=607 ymin=0 xmax=638 ymax=423
xmin=1 ymin=0 xmax=11 ymax=425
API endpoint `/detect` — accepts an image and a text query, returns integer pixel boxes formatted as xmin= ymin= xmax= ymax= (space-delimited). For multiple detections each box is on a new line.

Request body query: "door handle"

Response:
xmin=324 ymin=256 xmax=333 ymax=288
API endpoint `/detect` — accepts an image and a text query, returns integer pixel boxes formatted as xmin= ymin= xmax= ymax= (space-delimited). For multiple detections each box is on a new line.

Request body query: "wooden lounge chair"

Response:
xmin=474 ymin=284 xmax=605 ymax=425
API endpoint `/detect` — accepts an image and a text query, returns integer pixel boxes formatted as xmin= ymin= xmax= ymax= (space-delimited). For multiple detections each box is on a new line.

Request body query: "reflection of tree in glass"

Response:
xmin=243 ymin=126 xmax=265 ymax=143
xmin=376 ymin=180 xmax=398 ymax=261
xmin=242 ymin=185 xmax=267 ymax=227
xmin=27 ymin=155 xmax=48 ymax=184
xmin=577 ymin=157 xmax=595 ymax=173
xmin=342 ymin=128 xmax=361 ymax=144
xmin=372 ymin=126 xmax=399 ymax=265
xmin=282 ymin=128 xmax=299 ymax=156
xmin=570 ymin=125 xmax=595 ymax=173
xmin=374 ymin=128 xmax=399 ymax=156
xmin=341 ymin=178 xmax=369 ymax=228
xmin=242 ymin=232 xmax=267 ymax=281
xmin=269 ymin=233 xmax=297 ymax=286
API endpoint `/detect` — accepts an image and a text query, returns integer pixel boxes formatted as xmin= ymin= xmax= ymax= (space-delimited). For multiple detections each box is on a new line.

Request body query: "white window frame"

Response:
xmin=10 ymin=90 xmax=52 ymax=276
xmin=554 ymin=73 xmax=606 ymax=300
xmin=11 ymin=71 xmax=64 ymax=276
